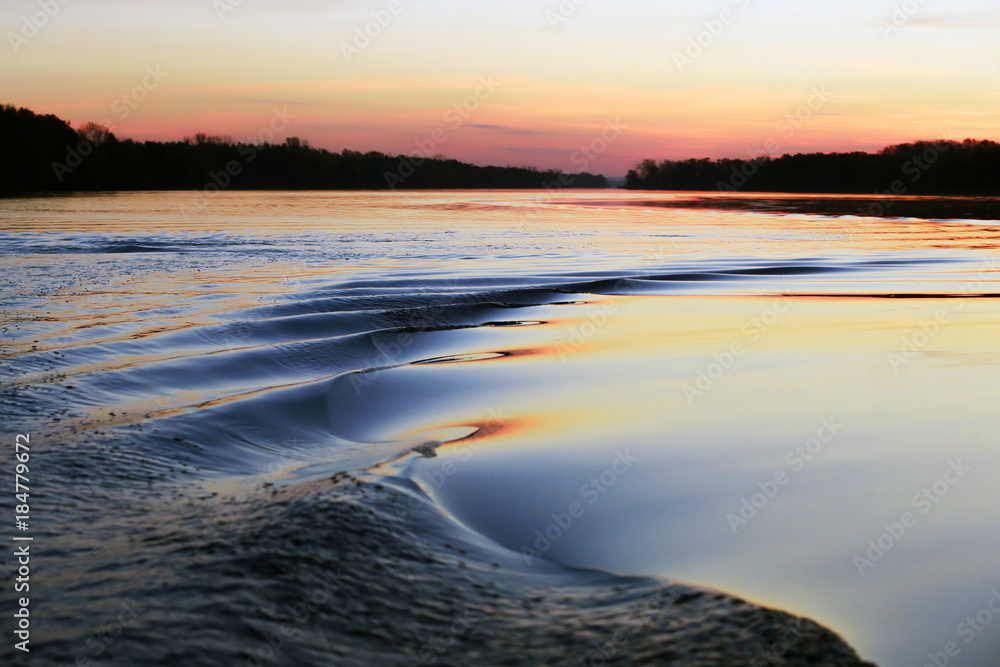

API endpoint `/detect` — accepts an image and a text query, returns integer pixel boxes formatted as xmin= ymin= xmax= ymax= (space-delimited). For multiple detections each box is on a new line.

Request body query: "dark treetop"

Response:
xmin=0 ymin=104 xmax=608 ymax=194
xmin=626 ymin=140 xmax=1000 ymax=196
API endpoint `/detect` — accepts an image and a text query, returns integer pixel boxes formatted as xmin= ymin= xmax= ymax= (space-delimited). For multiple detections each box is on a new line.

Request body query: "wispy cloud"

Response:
xmin=503 ymin=147 xmax=575 ymax=155
xmin=468 ymin=124 xmax=544 ymax=136
xmin=238 ymin=99 xmax=313 ymax=106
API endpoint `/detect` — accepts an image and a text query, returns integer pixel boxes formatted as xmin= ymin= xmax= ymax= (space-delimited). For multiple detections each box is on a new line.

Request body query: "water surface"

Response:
xmin=2 ymin=191 xmax=999 ymax=666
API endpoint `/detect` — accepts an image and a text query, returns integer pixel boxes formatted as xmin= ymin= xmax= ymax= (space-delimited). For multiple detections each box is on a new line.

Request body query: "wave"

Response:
xmin=22 ymin=443 xmax=875 ymax=666
xmin=0 ymin=256 xmax=925 ymax=665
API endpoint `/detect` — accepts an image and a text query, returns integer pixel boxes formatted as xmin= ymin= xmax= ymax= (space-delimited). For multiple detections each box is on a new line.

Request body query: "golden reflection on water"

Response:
xmin=371 ymin=293 xmax=1000 ymax=451
xmin=385 ymin=292 xmax=1000 ymax=666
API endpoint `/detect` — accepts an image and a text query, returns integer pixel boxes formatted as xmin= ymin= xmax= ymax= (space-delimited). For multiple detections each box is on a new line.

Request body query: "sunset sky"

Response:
xmin=3 ymin=0 xmax=999 ymax=176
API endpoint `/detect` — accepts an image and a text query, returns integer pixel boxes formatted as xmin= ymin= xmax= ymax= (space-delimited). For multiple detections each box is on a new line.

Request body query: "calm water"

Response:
xmin=2 ymin=191 xmax=1000 ymax=666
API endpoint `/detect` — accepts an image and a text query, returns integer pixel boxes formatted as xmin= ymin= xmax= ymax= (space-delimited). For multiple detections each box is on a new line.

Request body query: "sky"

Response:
xmin=2 ymin=0 xmax=999 ymax=176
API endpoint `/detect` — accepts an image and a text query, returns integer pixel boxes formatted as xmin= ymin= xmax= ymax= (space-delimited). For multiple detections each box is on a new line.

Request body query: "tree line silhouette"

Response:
xmin=625 ymin=140 xmax=1000 ymax=195
xmin=0 ymin=104 xmax=608 ymax=194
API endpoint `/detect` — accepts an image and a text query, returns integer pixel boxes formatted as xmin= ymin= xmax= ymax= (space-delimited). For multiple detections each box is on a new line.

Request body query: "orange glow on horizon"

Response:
xmin=2 ymin=1 xmax=997 ymax=175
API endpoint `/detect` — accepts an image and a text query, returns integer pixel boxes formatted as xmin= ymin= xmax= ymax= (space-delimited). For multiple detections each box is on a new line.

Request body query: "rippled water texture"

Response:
xmin=2 ymin=191 xmax=1000 ymax=666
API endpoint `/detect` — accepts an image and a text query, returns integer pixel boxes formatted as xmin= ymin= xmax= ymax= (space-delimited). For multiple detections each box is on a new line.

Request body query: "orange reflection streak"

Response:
xmin=395 ymin=415 xmax=541 ymax=452
xmin=410 ymin=347 xmax=546 ymax=366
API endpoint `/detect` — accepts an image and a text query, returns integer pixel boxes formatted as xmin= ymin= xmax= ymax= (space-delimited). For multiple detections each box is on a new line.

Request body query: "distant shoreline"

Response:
xmin=5 ymin=103 xmax=999 ymax=203
xmin=1 ymin=104 xmax=608 ymax=195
